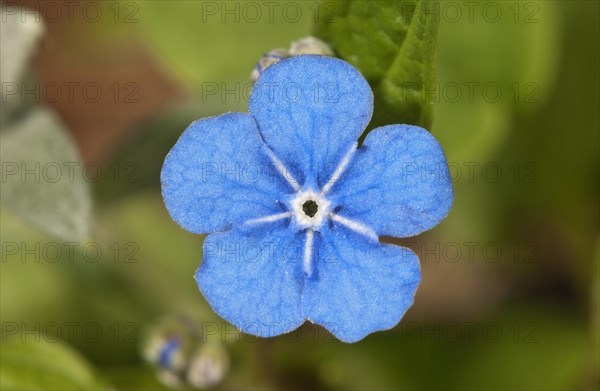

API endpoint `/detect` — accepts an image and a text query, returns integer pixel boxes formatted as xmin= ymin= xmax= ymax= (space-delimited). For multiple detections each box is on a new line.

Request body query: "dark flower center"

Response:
xmin=302 ymin=200 xmax=319 ymax=218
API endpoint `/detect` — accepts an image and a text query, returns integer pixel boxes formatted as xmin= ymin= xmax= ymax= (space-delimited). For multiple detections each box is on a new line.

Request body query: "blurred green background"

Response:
xmin=1 ymin=0 xmax=598 ymax=390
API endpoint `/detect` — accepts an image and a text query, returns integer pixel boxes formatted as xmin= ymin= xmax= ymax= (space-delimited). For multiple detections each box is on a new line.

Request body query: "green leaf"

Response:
xmin=0 ymin=108 xmax=93 ymax=241
xmin=0 ymin=5 xmax=45 ymax=128
xmin=0 ymin=339 xmax=108 ymax=390
xmin=314 ymin=0 xmax=438 ymax=130
xmin=0 ymin=6 xmax=44 ymax=86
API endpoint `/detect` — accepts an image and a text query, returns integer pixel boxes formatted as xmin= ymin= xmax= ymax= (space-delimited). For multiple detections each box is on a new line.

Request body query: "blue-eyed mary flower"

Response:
xmin=161 ymin=55 xmax=453 ymax=343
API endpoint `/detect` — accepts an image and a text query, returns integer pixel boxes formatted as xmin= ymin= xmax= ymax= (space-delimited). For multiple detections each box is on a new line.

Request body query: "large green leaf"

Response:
xmin=0 ymin=6 xmax=44 ymax=87
xmin=0 ymin=108 xmax=93 ymax=241
xmin=314 ymin=0 xmax=438 ymax=130
xmin=0 ymin=5 xmax=44 ymax=128
xmin=0 ymin=340 xmax=107 ymax=390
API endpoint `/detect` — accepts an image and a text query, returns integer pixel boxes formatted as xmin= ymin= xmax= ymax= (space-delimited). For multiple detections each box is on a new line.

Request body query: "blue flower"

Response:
xmin=161 ymin=55 xmax=453 ymax=343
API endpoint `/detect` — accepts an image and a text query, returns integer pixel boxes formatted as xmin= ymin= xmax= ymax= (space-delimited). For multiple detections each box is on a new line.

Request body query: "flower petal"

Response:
xmin=196 ymin=224 xmax=306 ymax=337
xmin=330 ymin=125 xmax=454 ymax=238
xmin=249 ymin=55 xmax=373 ymax=187
xmin=302 ymin=225 xmax=421 ymax=343
xmin=161 ymin=113 xmax=292 ymax=234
